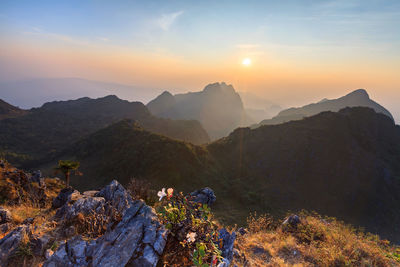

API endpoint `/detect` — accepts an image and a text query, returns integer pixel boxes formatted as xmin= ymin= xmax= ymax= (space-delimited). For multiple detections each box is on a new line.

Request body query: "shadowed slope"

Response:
xmin=0 ymin=95 xmax=209 ymax=166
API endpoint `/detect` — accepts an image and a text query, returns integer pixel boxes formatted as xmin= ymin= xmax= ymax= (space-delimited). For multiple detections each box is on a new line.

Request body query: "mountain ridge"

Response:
xmin=257 ymin=89 xmax=394 ymax=127
xmin=32 ymin=106 xmax=400 ymax=243
xmin=147 ymin=82 xmax=252 ymax=140
xmin=0 ymin=95 xmax=210 ymax=166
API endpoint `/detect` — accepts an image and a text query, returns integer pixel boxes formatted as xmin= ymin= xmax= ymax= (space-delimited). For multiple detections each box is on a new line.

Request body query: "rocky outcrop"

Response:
xmin=52 ymin=187 xmax=81 ymax=209
xmin=217 ymin=228 xmax=236 ymax=267
xmin=0 ymin=207 xmax=12 ymax=224
xmin=0 ymin=225 xmax=30 ymax=265
xmin=190 ymin=187 xmax=216 ymax=206
xmin=45 ymin=180 xmax=168 ymax=267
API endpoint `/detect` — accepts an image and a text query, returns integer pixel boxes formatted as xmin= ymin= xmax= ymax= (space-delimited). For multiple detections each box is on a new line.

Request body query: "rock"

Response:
xmin=0 ymin=207 xmax=12 ymax=224
xmin=43 ymin=237 xmax=88 ymax=267
xmin=82 ymin=190 xmax=99 ymax=197
xmin=95 ymin=180 xmax=134 ymax=214
xmin=23 ymin=217 xmax=35 ymax=224
xmin=57 ymin=197 xmax=106 ymax=221
xmin=64 ymin=226 xmax=75 ymax=238
xmin=45 ymin=181 xmax=168 ymax=267
xmin=218 ymin=228 xmax=236 ymax=266
xmin=237 ymin=227 xmax=247 ymax=236
xmin=190 ymin=187 xmax=216 ymax=206
xmin=0 ymin=225 xmax=30 ymax=265
xmin=283 ymin=214 xmax=301 ymax=228
xmin=30 ymin=170 xmax=42 ymax=183
xmin=0 ymin=223 xmax=11 ymax=234
xmin=52 ymin=187 xmax=81 ymax=209
xmin=31 ymin=234 xmax=52 ymax=256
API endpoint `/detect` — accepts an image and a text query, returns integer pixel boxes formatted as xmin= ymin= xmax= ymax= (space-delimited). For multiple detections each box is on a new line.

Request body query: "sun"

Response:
xmin=242 ymin=57 xmax=251 ymax=66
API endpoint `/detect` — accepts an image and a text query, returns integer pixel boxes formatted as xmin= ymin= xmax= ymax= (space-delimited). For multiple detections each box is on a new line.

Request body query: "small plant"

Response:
xmin=247 ymin=212 xmax=274 ymax=233
xmin=157 ymin=189 xmax=223 ymax=266
xmin=50 ymin=241 xmax=59 ymax=251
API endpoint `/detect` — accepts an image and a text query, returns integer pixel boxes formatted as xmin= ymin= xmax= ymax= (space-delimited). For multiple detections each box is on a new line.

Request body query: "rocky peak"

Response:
xmin=343 ymin=89 xmax=369 ymax=100
xmin=203 ymin=82 xmax=236 ymax=94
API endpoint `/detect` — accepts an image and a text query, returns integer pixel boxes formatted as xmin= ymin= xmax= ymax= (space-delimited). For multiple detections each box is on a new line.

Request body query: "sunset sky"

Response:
xmin=0 ymin=0 xmax=399 ymax=121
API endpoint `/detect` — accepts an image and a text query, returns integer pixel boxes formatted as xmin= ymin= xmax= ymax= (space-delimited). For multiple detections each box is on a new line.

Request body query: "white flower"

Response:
xmin=186 ymin=232 xmax=196 ymax=243
xmin=157 ymin=188 xmax=167 ymax=201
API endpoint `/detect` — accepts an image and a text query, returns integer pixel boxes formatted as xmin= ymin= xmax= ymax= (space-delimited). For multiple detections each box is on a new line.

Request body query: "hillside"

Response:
xmin=147 ymin=82 xmax=252 ymax=140
xmin=209 ymin=107 xmax=400 ymax=242
xmin=41 ymin=107 xmax=400 ymax=244
xmin=0 ymin=99 xmax=27 ymax=120
xmin=47 ymin=119 xmax=218 ymax=191
xmin=258 ymin=89 xmax=394 ymax=126
xmin=1 ymin=162 xmax=398 ymax=266
xmin=0 ymin=95 xmax=210 ymax=166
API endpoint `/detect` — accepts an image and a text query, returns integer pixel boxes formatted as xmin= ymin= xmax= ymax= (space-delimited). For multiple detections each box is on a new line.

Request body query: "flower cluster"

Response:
xmin=157 ymin=187 xmax=174 ymax=201
xmin=156 ymin=188 xmax=223 ymax=266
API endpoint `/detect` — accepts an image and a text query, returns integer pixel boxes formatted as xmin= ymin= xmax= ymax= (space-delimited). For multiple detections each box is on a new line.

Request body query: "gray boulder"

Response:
xmin=217 ymin=228 xmax=236 ymax=266
xmin=52 ymin=187 xmax=81 ymax=209
xmin=0 ymin=207 xmax=12 ymax=224
xmin=95 ymin=180 xmax=134 ymax=214
xmin=283 ymin=214 xmax=301 ymax=228
xmin=31 ymin=234 xmax=52 ymax=256
xmin=190 ymin=187 xmax=216 ymax=206
xmin=0 ymin=225 xmax=30 ymax=265
xmin=45 ymin=180 xmax=168 ymax=267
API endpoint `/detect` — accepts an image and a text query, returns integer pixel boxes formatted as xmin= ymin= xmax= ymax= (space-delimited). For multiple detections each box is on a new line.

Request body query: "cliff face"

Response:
xmin=147 ymin=82 xmax=252 ymax=140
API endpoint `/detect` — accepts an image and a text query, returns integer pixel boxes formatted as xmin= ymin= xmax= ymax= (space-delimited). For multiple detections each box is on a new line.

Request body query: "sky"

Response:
xmin=0 ymin=0 xmax=399 ymax=122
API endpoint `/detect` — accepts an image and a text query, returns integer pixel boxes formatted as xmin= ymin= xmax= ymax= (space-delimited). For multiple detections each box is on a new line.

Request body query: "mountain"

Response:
xmin=238 ymin=91 xmax=282 ymax=122
xmin=209 ymin=107 xmax=400 ymax=241
xmin=257 ymin=89 xmax=394 ymax=126
xmin=43 ymin=119 xmax=218 ymax=191
xmin=0 ymin=77 xmax=162 ymax=109
xmin=2 ymin=162 xmax=398 ymax=266
xmin=0 ymin=95 xmax=209 ymax=165
xmin=41 ymin=107 xmax=400 ymax=243
xmin=0 ymin=99 xmax=27 ymax=120
xmin=147 ymin=82 xmax=252 ymax=140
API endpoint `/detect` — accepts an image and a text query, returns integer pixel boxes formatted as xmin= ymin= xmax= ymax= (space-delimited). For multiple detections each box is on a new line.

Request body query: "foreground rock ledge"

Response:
xmin=44 ymin=180 xmax=168 ymax=267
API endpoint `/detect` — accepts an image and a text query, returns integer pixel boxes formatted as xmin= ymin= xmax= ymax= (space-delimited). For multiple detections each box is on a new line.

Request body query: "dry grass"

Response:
xmin=233 ymin=213 xmax=400 ymax=267
xmin=4 ymin=204 xmax=42 ymax=224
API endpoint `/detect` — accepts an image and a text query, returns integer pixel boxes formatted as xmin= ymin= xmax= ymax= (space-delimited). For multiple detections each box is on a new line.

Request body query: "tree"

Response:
xmin=54 ymin=160 xmax=81 ymax=187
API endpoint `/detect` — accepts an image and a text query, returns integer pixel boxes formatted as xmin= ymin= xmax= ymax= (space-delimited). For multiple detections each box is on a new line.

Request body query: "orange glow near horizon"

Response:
xmin=0 ymin=36 xmax=399 ymax=117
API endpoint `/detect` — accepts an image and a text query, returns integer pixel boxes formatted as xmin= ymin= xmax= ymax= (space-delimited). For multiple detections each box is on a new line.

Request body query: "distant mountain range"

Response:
xmin=147 ymin=82 xmax=252 ymax=140
xmin=2 ymin=86 xmax=400 ymax=243
xmin=0 ymin=77 xmax=162 ymax=109
xmin=0 ymin=95 xmax=209 ymax=165
xmin=257 ymin=89 xmax=394 ymax=126
xmin=238 ymin=91 xmax=282 ymax=122
xmin=30 ymin=106 xmax=400 ymax=243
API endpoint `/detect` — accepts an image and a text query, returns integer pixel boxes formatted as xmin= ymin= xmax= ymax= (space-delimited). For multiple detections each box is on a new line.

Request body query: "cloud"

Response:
xmin=155 ymin=10 xmax=184 ymax=31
